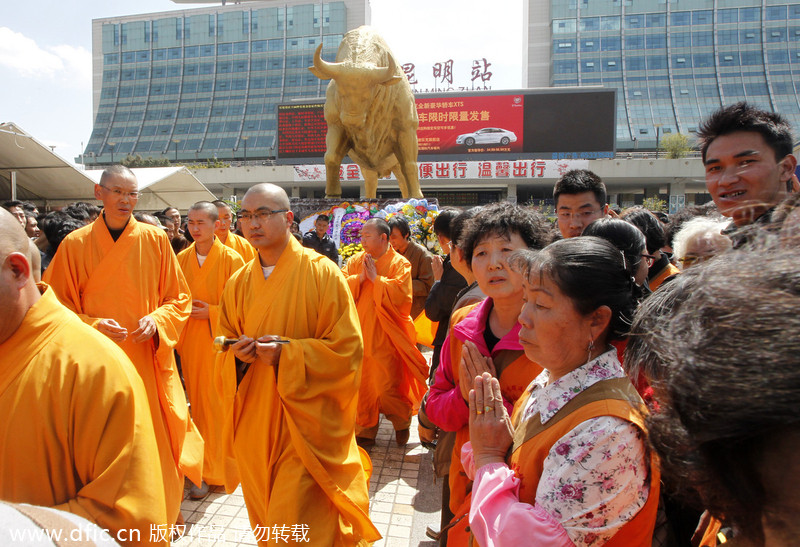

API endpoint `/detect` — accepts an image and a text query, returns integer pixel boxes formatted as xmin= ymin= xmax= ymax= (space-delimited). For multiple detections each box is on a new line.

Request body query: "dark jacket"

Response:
xmin=302 ymin=231 xmax=339 ymax=265
xmin=424 ymin=256 xmax=468 ymax=348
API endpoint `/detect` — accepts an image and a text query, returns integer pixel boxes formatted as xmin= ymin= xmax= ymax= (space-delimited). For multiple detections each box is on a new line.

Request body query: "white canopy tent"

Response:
xmin=0 ymin=122 xmax=218 ymax=211
xmin=0 ymin=122 xmax=96 ymax=203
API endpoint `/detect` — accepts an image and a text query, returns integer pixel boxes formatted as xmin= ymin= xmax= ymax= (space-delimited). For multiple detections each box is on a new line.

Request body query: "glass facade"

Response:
xmin=87 ymin=2 xmax=356 ymax=162
xmin=545 ymin=1 xmax=800 ymax=150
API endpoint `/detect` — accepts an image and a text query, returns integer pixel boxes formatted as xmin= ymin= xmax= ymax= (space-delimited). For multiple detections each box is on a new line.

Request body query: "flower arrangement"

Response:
xmin=300 ymin=198 xmax=441 ymax=259
xmin=380 ymin=199 xmax=442 ymax=255
xmin=339 ymin=208 xmax=371 ymax=245
xmin=338 ymin=243 xmax=363 ymax=265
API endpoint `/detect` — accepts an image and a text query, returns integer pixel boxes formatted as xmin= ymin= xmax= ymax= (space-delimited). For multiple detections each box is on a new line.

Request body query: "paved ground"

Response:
xmin=172 ymin=414 xmax=442 ymax=546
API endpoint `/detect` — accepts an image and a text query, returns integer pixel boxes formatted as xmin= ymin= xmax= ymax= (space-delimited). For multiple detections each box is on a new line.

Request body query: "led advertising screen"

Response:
xmin=277 ymin=88 xmax=615 ymax=162
xmin=277 ymin=103 xmax=328 ymax=159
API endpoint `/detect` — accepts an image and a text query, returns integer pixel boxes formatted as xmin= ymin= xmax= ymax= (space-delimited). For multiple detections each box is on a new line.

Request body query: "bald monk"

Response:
xmin=212 ymin=199 xmax=258 ymax=263
xmin=27 ymin=239 xmax=41 ymax=281
xmin=342 ymin=218 xmax=429 ymax=447
xmin=215 ymin=184 xmax=379 ymax=546
xmin=177 ymin=201 xmax=244 ymax=499
xmin=43 ymin=165 xmax=202 ymax=525
xmin=0 ymin=209 xmax=169 ymax=546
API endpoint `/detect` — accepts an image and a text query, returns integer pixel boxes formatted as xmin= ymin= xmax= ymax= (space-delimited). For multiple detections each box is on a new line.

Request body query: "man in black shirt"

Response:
xmin=302 ymin=214 xmax=339 ymax=265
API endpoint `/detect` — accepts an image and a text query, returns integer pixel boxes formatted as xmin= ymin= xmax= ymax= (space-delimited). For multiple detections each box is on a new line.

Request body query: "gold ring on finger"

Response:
xmin=484 ymin=406 xmax=494 ymax=413
xmin=476 ymin=409 xmax=483 ymax=415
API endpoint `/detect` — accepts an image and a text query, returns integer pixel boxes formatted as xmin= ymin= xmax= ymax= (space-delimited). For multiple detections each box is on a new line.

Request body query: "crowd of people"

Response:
xmin=1 ymin=99 xmax=798 ymax=547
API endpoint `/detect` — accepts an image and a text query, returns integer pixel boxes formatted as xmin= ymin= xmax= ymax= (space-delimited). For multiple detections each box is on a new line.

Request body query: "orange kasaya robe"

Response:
xmin=176 ymin=237 xmax=244 ymax=487
xmin=342 ymin=247 xmax=429 ymax=437
xmin=219 ymin=230 xmax=258 ymax=263
xmin=0 ymin=284 xmax=168 ymax=546
xmin=214 ymin=236 xmax=380 ymax=546
xmin=43 ymin=215 xmax=203 ymax=524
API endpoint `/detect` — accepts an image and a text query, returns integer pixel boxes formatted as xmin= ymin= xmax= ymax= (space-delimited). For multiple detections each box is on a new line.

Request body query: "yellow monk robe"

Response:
xmin=177 ymin=237 xmax=244 ymax=486
xmin=215 ymin=237 xmax=380 ymax=546
xmin=220 ymin=230 xmax=257 ymax=263
xmin=342 ymin=247 xmax=429 ymax=437
xmin=43 ymin=215 xmax=202 ymax=523
xmin=0 ymin=284 xmax=168 ymax=546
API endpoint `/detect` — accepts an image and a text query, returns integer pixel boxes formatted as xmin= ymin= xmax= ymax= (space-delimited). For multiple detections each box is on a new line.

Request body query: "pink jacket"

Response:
xmin=426 ymin=298 xmax=518 ymax=432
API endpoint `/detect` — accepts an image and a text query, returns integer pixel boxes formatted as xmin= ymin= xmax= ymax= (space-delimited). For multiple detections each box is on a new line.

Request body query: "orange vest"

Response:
xmin=650 ymin=262 xmax=680 ymax=291
xmin=508 ymin=376 xmax=661 ymax=547
xmin=447 ymin=304 xmax=543 ymax=515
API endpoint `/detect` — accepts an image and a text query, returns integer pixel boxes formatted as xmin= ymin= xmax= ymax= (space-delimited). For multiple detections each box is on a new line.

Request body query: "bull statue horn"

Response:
xmin=310 ymin=44 xmax=344 ymax=80
xmin=372 ymin=54 xmax=401 ymax=86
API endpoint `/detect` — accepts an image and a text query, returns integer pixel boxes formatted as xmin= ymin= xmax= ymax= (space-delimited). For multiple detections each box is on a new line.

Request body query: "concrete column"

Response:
xmin=506 ymin=183 xmax=517 ymax=204
xmin=668 ymin=180 xmax=687 ymax=214
xmin=291 ymin=186 xmax=301 ymax=198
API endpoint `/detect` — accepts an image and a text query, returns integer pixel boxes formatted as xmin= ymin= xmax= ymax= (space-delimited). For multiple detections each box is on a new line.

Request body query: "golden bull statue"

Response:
xmin=309 ymin=26 xmax=424 ymax=199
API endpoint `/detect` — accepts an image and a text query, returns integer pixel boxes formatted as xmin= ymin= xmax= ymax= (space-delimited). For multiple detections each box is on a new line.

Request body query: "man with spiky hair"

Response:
xmin=698 ymin=102 xmax=797 ymax=245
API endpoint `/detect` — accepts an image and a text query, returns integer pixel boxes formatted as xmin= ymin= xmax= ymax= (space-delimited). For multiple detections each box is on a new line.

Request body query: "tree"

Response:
xmin=642 ymin=196 xmax=667 ymax=213
xmin=121 ymin=154 xmax=171 ymax=168
xmin=660 ymin=133 xmax=692 ymax=159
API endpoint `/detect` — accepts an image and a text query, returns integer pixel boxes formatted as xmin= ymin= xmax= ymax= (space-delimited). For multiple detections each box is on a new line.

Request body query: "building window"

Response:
xmin=693 ymin=32 xmax=712 ymax=47
xmin=602 ymin=37 xmax=620 ymax=51
xmin=671 ymin=12 xmax=691 ymax=26
xmin=692 ymin=11 xmax=712 ymax=25
xmin=645 ymin=13 xmax=665 ymax=28
xmin=719 ymin=9 xmax=738 ymax=23
xmin=718 ymin=30 xmax=738 ymax=46
xmin=626 ymin=35 xmax=644 ymax=49
xmin=553 ymin=19 xmax=577 ymax=33
xmin=740 ymin=7 xmax=760 ymax=23
xmin=646 ymin=34 xmax=666 ymax=49
xmin=625 ymin=15 xmax=643 ymax=29
xmin=601 ymin=16 xmax=620 ymax=30
xmin=580 ymin=17 xmax=600 ymax=31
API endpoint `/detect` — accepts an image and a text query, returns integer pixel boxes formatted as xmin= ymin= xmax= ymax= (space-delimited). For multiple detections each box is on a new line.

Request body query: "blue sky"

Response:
xmin=1 ymin=0 xmax=521 ymax=165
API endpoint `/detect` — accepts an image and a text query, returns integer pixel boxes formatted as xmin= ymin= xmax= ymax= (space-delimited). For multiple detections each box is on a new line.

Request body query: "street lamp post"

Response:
xmin=241 ymin=136 xmax=249 ymax=163
xmin=108 ymin=142 xmax=117 ymax=164
xmin=172 ymin=139 xmax=181 ymax=162
xmin=654 ymin=124 xmax=663 ymax=158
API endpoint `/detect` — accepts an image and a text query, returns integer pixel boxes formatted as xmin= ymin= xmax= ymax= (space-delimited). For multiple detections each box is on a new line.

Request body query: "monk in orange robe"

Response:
xmin=213 ymin=199 xmax=257 ymax=263
xmin=214 ymin=184 xmax=379 ymax=546
xmin=177 ymin=201 xmax=245 ymax=499
xmin=0 ymin=209 xmax=169 ymax=546
xmin=43 ymin=165 xmax=202 ymax=525
xmin=342 ymin=218 xmax=429 ymax=447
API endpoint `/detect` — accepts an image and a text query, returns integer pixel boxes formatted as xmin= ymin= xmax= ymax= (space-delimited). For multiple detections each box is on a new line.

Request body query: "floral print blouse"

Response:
xmin=466 ymin=348 xmax=650 ymax=547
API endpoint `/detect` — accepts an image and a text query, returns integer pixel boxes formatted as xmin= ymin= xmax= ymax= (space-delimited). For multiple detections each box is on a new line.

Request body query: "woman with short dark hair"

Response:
xmin=426 ymin=202 xmax=552 ymax=529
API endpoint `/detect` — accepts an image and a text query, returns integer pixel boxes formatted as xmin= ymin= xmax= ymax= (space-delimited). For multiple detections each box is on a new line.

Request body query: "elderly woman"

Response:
xmin=426 ymin=202 xmax=551 ymax=525
xmin=644 ymin=243 xmax=800 ymax=546
xmin=672 ymin=216 xmax=731 ymax=269
xmin=464 ymin=237 xmax=660 ymax=546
